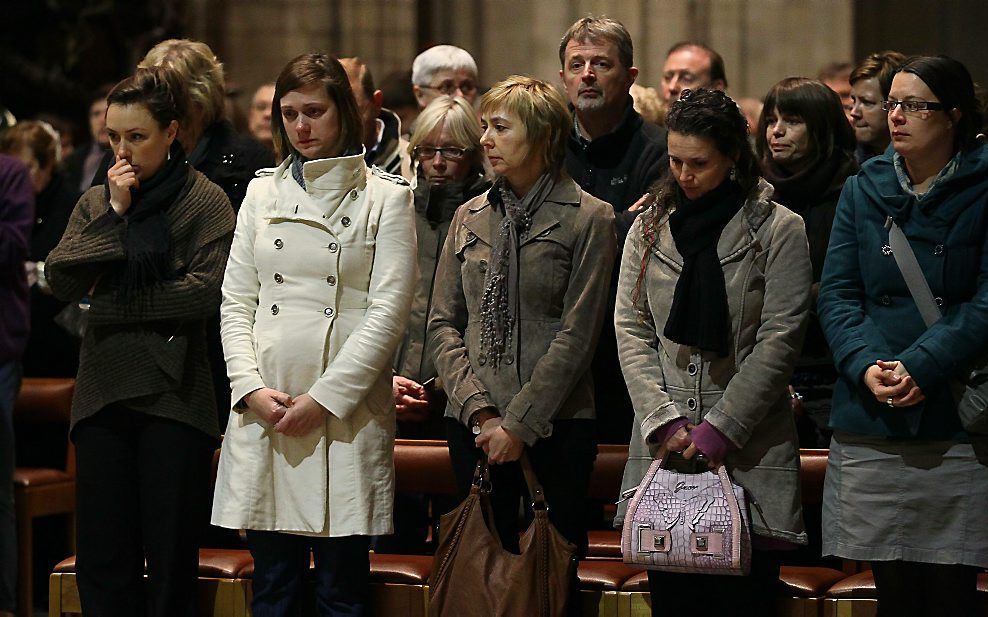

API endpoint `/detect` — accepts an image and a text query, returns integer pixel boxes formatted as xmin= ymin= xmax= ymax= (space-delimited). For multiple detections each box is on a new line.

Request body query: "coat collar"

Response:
xmin=462 ymin=175 xmax=581 ymax=246
xmin=652 ymin=178 xmax=776 ymax=270
xmin=270 ymin=151 xmax=368 ymax=222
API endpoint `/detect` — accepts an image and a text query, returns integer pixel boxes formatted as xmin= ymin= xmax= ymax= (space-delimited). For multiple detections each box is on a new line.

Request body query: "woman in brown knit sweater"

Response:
xmin=45 ymin=66 xmax=234 ymax=616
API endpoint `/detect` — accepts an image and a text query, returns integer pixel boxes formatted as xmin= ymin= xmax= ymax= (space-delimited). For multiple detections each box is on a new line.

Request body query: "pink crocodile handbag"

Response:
xmin=621 ymin=455 xmax=751 ymax=575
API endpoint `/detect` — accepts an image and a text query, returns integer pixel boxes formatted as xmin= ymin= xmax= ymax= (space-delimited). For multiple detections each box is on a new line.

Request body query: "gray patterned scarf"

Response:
xmin=478 ymin=173 xmax=556 ymax=372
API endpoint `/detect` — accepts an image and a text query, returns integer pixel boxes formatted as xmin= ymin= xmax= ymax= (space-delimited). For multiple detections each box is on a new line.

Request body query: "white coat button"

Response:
xmin=687 ymin=363 xmax=698 ymax=376
xmin=324 ymin=307 xmax=334 ymax=317
xmin=329 ymin=242 xmax=339 ymax=253
xmin=341 ymin=216 xmax=351 ymax=227
xmin=326 ymin=275 xmax=337 ymax=285
xmin=687 ymin=397 xmax=697 ymax=411
xmin=271 ymin=304 xmax=280 ymax=315
xmin=274 ymin=238 xmax=284 ymax=249
xmin=350 ymin=189 xmax=358 ymax=200
xmin=274 ymin=273 xmax=284 ymax=284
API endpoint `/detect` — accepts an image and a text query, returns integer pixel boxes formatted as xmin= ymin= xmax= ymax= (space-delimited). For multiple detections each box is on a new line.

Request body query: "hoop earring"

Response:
xmin=729 ymin=166 xmax=737 ymax=181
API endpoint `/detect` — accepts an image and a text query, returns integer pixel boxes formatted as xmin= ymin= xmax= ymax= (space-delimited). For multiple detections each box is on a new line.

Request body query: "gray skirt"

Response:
xmin=822 ymin=431 xmax=988 ymax=568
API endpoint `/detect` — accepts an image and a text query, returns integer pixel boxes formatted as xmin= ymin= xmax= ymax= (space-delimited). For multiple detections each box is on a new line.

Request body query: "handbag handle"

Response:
xmin=518 ymin=452 xmax=548 ymax=511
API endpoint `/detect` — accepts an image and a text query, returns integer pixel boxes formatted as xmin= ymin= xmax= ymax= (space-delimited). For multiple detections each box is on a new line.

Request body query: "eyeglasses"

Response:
xmin=881 ymin=100 xmax=947 ymax=113
xmin=419 ymin=80 xmax=478 ymax=96
xmin=413 ymin=146 xmax=469 ymax=161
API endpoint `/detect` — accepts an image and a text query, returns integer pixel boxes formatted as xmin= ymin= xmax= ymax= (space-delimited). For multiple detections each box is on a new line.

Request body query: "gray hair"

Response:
xmin=411 ymin=45 xmax=478 ymax=86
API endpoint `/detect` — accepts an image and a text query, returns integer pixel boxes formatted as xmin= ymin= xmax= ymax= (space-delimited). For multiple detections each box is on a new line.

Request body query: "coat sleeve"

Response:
xmin=0 ymin=158 xmax=33 ymax=276
xmin=613 ymin=214 xmax=684 ymax=448
xmin=500 ymin=201 xmax=616 ymax=445
xmin=220 ymin=180 xmax=268 ymax=408
xmin=817 ymin=179 xmax=895 ymax=385
xmin=427 ymin=204 xmax=497 ymax=425
xmin=897 ymin=205 xmax=988 ymax=391
xmin=308 ymin=184 xmax=417 ymax=420
xmin=703 ymin=210 xmax=812 ymax=449
xmin=45 ymin=189 xmax=128 ymax=302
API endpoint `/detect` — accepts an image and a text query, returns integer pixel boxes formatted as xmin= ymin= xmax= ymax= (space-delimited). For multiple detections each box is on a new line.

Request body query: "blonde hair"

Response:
xmin=139 ymin=39 xmax=225 ymax=128
xmin=478 ymin=75 xmax=570 ymax=175
xmin=407 ymin=95 xmax=483 ymax=173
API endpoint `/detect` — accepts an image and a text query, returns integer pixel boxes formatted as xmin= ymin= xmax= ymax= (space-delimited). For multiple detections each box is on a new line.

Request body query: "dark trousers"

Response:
xmin=246 ymin=531 xmax=370 ymax=617
xmin=446 ymin=417 xmax=597 ymax=616
xmin=872 ymin=560 xmax=979 ymax=617
xmin=0 ymin=361 xmax=20 ymax=612
xmin=73 ymin=405 xmax=215 ymax=617
xmin=646 ymin=549 xmax=783 ymax=616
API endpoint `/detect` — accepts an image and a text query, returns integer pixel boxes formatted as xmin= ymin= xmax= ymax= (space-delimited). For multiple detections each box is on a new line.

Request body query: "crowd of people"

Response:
xmin=1 ymin=13 xmax=986 ymax=617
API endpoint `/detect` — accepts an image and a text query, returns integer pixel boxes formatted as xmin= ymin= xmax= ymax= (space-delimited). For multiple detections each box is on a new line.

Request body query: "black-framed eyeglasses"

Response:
xmin=419 ymin=80 xmax=478 ymax=96
xmin=413 ymin=146 xmax=470 ymax=161
xmin=882 ymin=100 xmax=947 ymax=113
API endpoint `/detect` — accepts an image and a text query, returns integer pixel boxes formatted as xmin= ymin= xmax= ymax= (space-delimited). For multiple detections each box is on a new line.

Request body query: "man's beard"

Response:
xmin=575 ymin=92 xmax=606 ymax=112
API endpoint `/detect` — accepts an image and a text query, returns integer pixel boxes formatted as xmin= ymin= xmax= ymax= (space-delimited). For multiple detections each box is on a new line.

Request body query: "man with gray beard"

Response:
xmin=559 ymin=16 xmax=667 ymax=444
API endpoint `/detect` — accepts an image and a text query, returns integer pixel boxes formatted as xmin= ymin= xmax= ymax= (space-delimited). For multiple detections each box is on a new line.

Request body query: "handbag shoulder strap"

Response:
xmin=518 ymin=452 xmax=548 ymax=511
xmin=886 ymin=216 xmax=942 ymax=328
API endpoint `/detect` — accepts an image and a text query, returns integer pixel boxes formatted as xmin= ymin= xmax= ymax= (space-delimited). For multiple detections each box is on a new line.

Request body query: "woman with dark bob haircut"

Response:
xmin=756 ymin=77 xmax=858 ymax=447
xmin=819 ymin=55 xmax=988 ymax=616
xmin=615 ymin=88 xmax=812 ymax=616
xmin=428 ymin=75 xmax=615 ymax=614
xmin=211 ymin=53 xmax=416 ymax=616
xmin=46 ymin=66 xmax=235 ymax=615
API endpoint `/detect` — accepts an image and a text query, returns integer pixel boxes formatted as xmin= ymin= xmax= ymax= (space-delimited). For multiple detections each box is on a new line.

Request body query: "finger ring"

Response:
xmin=887 ymin=397 xmax=894 ymax=407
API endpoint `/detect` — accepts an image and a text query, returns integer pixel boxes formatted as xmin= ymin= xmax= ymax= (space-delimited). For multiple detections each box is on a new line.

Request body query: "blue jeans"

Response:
xmin=247 ymin=531 xmax=369 ymax=617
xmin=0 ymin=361 xmax=21 ymax=612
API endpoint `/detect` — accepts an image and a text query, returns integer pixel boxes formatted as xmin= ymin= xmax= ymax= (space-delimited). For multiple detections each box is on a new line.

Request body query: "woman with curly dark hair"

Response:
xmin=615 ymin=88 xmax=812 ymax=615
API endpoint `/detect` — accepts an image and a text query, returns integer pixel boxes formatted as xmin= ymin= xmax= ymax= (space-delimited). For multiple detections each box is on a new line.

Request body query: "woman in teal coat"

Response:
xmin=818 ymin=55 xmax=988 ymax=616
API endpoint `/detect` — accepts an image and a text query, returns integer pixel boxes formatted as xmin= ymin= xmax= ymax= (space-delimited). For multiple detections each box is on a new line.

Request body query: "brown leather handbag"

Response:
xmin=428 ymin=453 xmax=576 ymax=617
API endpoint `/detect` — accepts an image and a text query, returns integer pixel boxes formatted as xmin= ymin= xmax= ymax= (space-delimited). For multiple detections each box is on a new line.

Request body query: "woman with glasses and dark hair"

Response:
xmin=210 ymin=53 xmax=416 ymax=616
xmin=616 ymin=88 xmax=811 ymax=616
xmin=392 ymin=95 xmax=490 ymax=433
xmin=819 ymin=55 xmax=988 ymax=616
xmin=755 ymin=77 xmax=858 ymax=447
xmin=428 ymin=75 xmax=615 ymax=615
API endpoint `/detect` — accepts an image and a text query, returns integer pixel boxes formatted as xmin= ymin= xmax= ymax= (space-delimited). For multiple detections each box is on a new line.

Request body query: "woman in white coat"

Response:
xmin=211 ymin=53 xmax=416 ymax=617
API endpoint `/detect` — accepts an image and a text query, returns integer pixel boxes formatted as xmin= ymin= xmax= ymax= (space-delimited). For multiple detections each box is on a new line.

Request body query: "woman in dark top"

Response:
xmin=46 ymin=66 xmax=234 ymax=616
xmin=0 ymin=121 xmax=81 ymax=377
xmin=755 ymin=77 xmax=858 ymax=447
xmin=819 ymin=55 xmax=988 ymax=616
xmin=392 ymin=94 xmax=490 ymax=434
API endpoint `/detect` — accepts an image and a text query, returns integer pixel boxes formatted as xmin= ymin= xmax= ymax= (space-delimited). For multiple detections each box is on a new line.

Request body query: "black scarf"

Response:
xmin=663 ymin=179 xmax=745 ymax=357
xmin=413 ymin=171 xmax=490 ymax=226
xmin=112 ymin=142 xmax=191 ymax=301
xmin=761 ymin=152 xmax=857 ymax=213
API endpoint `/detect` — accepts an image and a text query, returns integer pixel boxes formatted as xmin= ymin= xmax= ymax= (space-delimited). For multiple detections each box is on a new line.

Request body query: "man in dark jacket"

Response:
xmin=560 ymin=16 xmax=667 ymax=443
xmin=341 ymin=57 xmax=412 ymax=180
xmin=0 ymin=154 xmax=33 ymax=617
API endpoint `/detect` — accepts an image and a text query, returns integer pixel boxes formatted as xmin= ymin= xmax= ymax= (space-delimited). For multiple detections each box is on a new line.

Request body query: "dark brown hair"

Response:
xmin=633 ymin=88 xmax=757 ymax=310
xmin=106 ymin=66 xmax=188 ymax=129
xmin=272 ymin=53 xmax=363 ymax=162
xmin=756 ymin=77 xmax=856 ymax=167
xmin=897 ymin=55 xmax=984 ymax=153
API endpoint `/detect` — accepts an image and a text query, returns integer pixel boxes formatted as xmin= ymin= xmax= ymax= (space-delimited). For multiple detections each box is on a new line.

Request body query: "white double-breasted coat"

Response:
xmin=211 ymin=153 xmax=416 ymax=536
